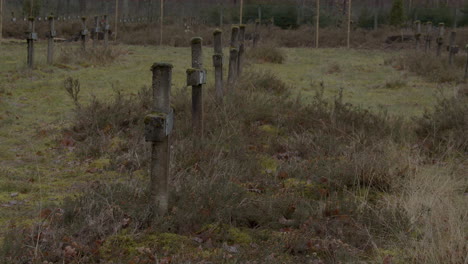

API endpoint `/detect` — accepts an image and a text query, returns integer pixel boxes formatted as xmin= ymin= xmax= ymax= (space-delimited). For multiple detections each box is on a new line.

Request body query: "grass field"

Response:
xmin=0 ymin=40 xmax=466 ymax=263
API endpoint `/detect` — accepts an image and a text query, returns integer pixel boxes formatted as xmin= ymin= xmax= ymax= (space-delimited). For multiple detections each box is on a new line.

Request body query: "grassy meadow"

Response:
xmin=0 ymin=39 xmax=466 ymax=263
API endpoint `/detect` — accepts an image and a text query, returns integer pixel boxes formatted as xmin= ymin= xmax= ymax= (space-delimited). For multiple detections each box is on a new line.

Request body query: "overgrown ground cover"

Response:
xmin=0 ymin=40 xmax=466 ymax=263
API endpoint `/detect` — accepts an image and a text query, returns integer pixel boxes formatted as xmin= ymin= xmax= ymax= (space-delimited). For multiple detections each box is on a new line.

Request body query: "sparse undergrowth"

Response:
xmin=247 ymin=43 xmax=286 ymax=64
xmin=1 ymin=70 xmax=466 ymax=263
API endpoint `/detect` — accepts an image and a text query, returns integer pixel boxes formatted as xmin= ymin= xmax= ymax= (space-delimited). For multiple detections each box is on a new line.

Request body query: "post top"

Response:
xmin=255 ymin=19 xmax=260 ymax=24
xmin=81 ymin=16 xmax=87 ymax=20
xmin=426 ymin=21 xmax=432 ymax=25
xmin=230 ymin=47 xmax=238 ymax=52
xmin=439 ymin=22 xmax=444 ymax=26
xmin=151 ymin=63 xmax=174 ymax=71
xmin=28 ymin=17 xmax=35 ymax=21
xmin=231 ymin=26 xmax=239 ymax=31
xmin=414 ymin=20 xmax=421 ymax=24
xmin=239 ymin=24 xmax=246 ymax=29
xmin=213 ymin=29 xmax=222 ymax=35
xmin=191 ymin=37 xmax=203 ymax=44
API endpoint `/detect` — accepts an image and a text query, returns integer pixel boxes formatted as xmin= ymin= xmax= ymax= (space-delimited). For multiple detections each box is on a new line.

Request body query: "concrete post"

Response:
xmin=213 ymin=30 xmax=223 ymax=101
xmin=227 ymin=26 xmax=239 ymax=87
xmin=81 ymin=17 xmax=88 ymax=51
xmin=237 ymin=25 xmax=245 ymax=78
xmin=47 ymin=15 xmax=56 ymax=65
xmin=414 ymin=20 xmax=421 ymax=51
xmin=253 ymin=20 xmax=260 ymax=48
xmin=448 ymin=31 xmax=458 ymax=65
xmin=436 ymin=23 xmax=444 ymax=57
xmin=424 ymin=22 xmax=432 ymax=53
xmin=187 ymin=37 xmax=206 ymax=141
xmin=93 ymin=16 xmax=100 ymax=48
xmin=103 ymin=15 xmax=109 ymax=48
xmin=27 ymin=17 xmax=36 ymax=69
xmin=146 ymin=63 xmax=173 ymax=216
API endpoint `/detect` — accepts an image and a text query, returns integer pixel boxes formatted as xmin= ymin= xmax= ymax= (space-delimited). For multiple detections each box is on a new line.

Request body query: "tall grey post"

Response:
xmin=145 ymin=63 xmax=174 ymax=216
xmin=414 ymin=20 xmax=421 ymax=51
xmin=227 ymin=26 xmax=239 ymax=87
xmin=81 ymin=17 xmax=88 ymax=51
xmin=448 ymin=31 xmax=458 ymax=65
xmin=27 ymin=17 xmax=37 ymax=69
xmin=93 ymin=16 xmax=100 ymax=48
xmin=47 ymin=15 xmax=56 ymax=65
xmin=103 ymin=15 xmax=109 ymax=48
xmin=213 ymin=30 xmax=224 ymax=101
xmin=187 ymin=37 xmax=206 ymax=142
xmin=436 ymin=23 xmax=444 ymax=57
xmin=237 ymin=25 xmax=246 ymax=78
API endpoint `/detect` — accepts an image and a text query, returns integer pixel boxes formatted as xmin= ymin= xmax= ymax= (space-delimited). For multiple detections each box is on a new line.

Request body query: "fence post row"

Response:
xmin=237 ymin=25 xmax=246 ymax=78
xmin=227 ymin=26 xmax=239 ymax=88
xmin=213 ymin=30 xmax=224 ymax=101
xmin=81 ymin=16 xmax=88 ymax=51
xmin=27 ymin=17 xmax=37 ymax=69
xmin=448 ymin=31 xmax=458 ymax=65
xmin=187 ymin=37 xmax=206 ymax=144
xmin=415 ymin=21 xmax=421 ymax=51
xmin=47 ymin=15 xmax=56 ymax=65
xmin=145 ymin=63 xmax=174 ymax=216
xmin=436 ymin=23 xmax=444 ymax=57
xmin=424 ymin=22 xmax=432 ymax=53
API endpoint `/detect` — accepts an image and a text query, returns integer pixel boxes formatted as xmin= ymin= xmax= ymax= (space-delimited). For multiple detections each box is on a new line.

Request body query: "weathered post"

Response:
xmin=253 ymin=20 xmax=260 ymax=48
xmin=47 ymin=15 xmax=56 ymax=65
xmin=80 ymin=17 xmax=88 ymax=51
xmin=237 ymin=25 xmax=245 ymax=78
xmin=103 ymin=15 xmax=109 ymax=48
xmin=448 ymin=31 xmax=458 ymax=65
xmin=93 ymin=16 xmax=100 ymax=48
xmin=436 ymin=23 xmax=444 ymax=57
xmin=227 ymin=26 xmax=239 ymax=87
xmin=187 ymin=37 xmax=206 ymax=142
xmin=464 ymin=45 xmax=468 ymax=81
xmin=26 ymin=17 xmax=37 ymax=69
xmin=424 ymin=22 xmax=432 ymax=53
xmin=414 ymin=20 xmax=421 ymax=51
xmin=213 ymin=30 xmax=224 ymax=100
xmin=145 ymin=63 xmax=174 ymax=216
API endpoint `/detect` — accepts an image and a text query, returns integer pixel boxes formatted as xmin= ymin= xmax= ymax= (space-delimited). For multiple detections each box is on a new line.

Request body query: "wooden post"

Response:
xmin=436 ymin=23 xmax=444 ymax=57
xmin=347 ymin=0 xmax=351 ymax=49
xmin=448 ymin=31 xmax=458 ymax=66
xmin=213 ymin=30 xmax=224 ymax=101
xmin=414 ymin=20 xmax=421 ymax=51
xmin=93 ymin=16 xmax=100 ymax=48
xmin=27 ymin=17 xmax=36 ymax=69
xmin=424 ymin=22 xmax=432 ymax=53
xmin=315 ymin=0 xmax=320 ymax=48
xmin=146 ymin=63 xmax=173 ymax=216
xmin=464 ymin=45 xmax=468 ymax=81
xmin=227 ymin=26 xmax=239 ymax=87
xmin=187 ymin=37 xmax=206 ymax=141
xmin=47 ymin=15 xmax=56 ymax=65
xmin=81 ymin=17 xmax=88 ymax=51
xmin=103 ymin=15 xmax=109 ymax=48
xmin=114 ymin=0 xmax=118 ymax=41
xmin=237 ymin=25 xmax=245 ymax=78
xmin=240 ymin=0 xmax=244 ymax=25
xmin=160 ymin=0 xmax=164 ymax=46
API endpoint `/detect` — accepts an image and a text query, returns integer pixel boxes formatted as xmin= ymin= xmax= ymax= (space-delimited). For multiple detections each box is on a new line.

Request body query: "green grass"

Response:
xmin=0 ymin=40 xmax=457 ymax=245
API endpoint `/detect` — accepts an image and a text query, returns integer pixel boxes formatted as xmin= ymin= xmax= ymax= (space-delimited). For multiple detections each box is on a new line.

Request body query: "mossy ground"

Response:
xmin=0 ymin=40 xmax=464 ymax=263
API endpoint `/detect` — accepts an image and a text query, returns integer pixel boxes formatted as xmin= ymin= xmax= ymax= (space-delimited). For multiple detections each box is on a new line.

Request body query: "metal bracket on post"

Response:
xmin=27 ymin=33 xmax=38 ymax=40
xmin=144 ymin=108 xmax=174 ymax=142
xmin=186 ymin=69 xmax=207 ymax=86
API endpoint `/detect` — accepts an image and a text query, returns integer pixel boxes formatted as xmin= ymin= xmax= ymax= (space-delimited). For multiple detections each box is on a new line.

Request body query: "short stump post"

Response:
xmin=424 ymin=22 xmax=432 ymax=53
xmin=145 ymin=63 xmax=174 ymax=216
xmin=436 ymin=23 xmax=444 ymax=57
xmin=227 ymin=26 xmax=239 ymax=88
xmin=103 ymin=15 xmax=110 ymax=48
xmin=414 ymin=20 xmax=421 ymax=51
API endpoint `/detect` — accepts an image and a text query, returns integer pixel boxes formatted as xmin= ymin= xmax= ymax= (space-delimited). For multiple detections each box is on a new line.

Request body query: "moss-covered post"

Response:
xmin=213 ymin=30 xmax=224 ymax=101
xmin=26 ymin=17 xmax=36 ymax=69
xmin=237 ymin=25 xmax=246 ymax=78
xmin=227 ymin=26 xmax=239 ymax=88
xmin=187 ymin=37 xmax=206 ymax=142
xmin=80 ymin=16 xmax=88 ymax=51
xmin=145 ymin=63 xmax=173 ymax=216
xmin=414 ymin=20 xmax=421 ymax=51
xmin=103 ymin=15 xmax=109 ymax=48
xmin=436 ymin=23 xmax=444 ymax=57
xmin=424 ymin=22 xmax=432 ymax=53
xmin=47 ymin=15 xmax=56 ymax=65
xmin=448 ymin=31 xmax=458 ymax=65
xmin=93 ymin=16 xmax=100 ymax=48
